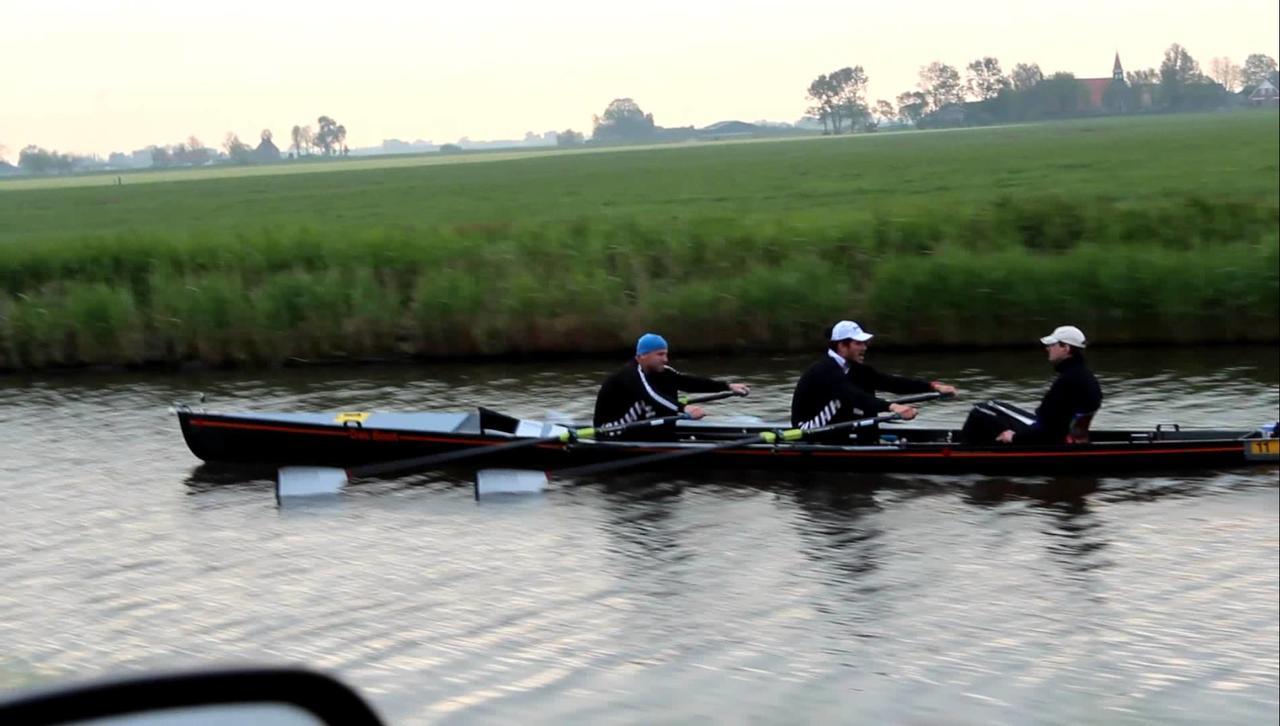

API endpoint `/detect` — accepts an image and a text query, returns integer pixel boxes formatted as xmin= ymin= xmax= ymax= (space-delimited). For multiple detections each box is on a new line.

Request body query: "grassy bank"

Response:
xmin=2 ymin=113 xmax=1278 ymax=371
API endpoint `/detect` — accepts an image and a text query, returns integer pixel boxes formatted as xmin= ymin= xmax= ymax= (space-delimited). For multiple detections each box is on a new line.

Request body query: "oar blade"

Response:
xmin=276 ymin=466 xmax=349 ymax=500
xmin=474 ymin=468 xmax=550 ymax=498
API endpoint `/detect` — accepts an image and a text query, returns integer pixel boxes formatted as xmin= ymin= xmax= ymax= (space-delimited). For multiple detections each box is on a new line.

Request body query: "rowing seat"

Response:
xmin=1066 ymin=412 xmax=1095 ymax=444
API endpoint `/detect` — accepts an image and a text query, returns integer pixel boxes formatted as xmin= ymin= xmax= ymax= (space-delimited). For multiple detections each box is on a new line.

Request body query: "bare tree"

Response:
xmin=1009 ymin=63 xmax=1044 ymax=92
xmin=918 ymin=62 xmax=964 ymax=112
xmin=223 ymin=133 xmax=253 ymax=164
xmin=966 ymin=57 xmax=1008 ymax=100
xmin=1127 ymin=68 xmax=1159 ymax=85
xmin=1160 ymin=43 xmax=1202 ymax=87
xmin=806 ymin=75 xmax=839 ymax=134
xmin=1242 ymin=53 xmax=1278 ymax=87
xmin=290 ymin=125 xmax=304 ymax=157
xmin=874 ymin=99 xmax=896 ymax=125
xmin=1208 ymin=58 xmax=1241 ymax=91
xmin=895 ymin=91 xmax=928 ymax=124
xmin=830 ymin=66 xmax=870 ymax=132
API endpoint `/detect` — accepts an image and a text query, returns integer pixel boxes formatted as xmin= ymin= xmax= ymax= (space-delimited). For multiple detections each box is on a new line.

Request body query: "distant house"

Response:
xmin=254 ymin=137 xmax=281 ymax=163
xmin=131 ymin=148 xmax=154 ymax=168
xmin=1248 ymin=79 xmax=1279 ymax=106
xmin=699 ymin=120 xmax=760 ymax=137
xmin=1077 ymin=53 xmax=1132 ymax=111
xmin=0 ymin=160 xmax=20 ymax=176
xmin=918 ymin=103 xmax=967 ymax=129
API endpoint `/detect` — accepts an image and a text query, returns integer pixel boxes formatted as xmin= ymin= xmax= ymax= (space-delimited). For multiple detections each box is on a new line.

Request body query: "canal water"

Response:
xmin=2 ymin=347 xmax=1277 ymax=724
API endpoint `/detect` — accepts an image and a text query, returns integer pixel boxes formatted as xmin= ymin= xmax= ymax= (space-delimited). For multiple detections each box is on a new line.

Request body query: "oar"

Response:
xmin=680 ymin=389 xmax=749 ymax=405
xmin=475 ymin=411 xmax=903 ymax=497
xmin=276 ymin=412 xmax=691 ymax=500
xmin=884 ymin=391 xmax=954 ymax=405
xmin=549 ymin=389 xmax=748 ymax=430
xmin=474 ymin=390 xmax=955 ymax=497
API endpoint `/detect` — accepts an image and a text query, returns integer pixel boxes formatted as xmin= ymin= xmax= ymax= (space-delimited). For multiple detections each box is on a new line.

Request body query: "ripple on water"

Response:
xmin=1 ymin=351 xmax=1277 ymax=723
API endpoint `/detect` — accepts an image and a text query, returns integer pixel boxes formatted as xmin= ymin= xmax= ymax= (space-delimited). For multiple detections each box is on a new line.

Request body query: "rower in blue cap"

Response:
xmin=592 ymin=333 xmax=751 ymax=439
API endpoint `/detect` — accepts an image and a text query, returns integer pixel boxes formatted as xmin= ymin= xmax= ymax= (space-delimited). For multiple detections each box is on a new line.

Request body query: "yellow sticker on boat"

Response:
xmin=335 ymin=412 xmax=370 ymax=424
xmin=1245 ymin=439 xmax=1279 ymax=460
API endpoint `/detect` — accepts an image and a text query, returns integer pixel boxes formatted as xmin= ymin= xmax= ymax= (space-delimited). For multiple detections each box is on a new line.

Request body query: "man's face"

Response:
xmin=1046 ymin=342 xmax=1071 ymax=363
xmin=636 ymin=349 xmax=669 ymax=372
xmin=837 ymin=339 xmax=868 ymax=364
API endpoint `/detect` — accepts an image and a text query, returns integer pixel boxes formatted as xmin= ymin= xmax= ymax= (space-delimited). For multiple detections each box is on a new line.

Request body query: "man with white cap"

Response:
xmin=593 ymin=332 xmax=750 ymax=438
xmin=962 ymin=324 xmax=1103 ymax=444
xmin=791 ymin=320 xmax=955 ymax=443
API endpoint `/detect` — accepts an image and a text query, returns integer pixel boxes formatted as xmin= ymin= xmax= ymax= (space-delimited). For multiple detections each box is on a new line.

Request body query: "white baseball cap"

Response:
xmin=830 ymin=320 xmax=873 ymax=342
xmin=1040 ymin=325 xmax=1087 ymax=348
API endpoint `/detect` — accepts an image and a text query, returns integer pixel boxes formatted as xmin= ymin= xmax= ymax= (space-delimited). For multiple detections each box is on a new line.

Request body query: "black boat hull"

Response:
xmin=177 ymin=409 xmax=1279 ymax=476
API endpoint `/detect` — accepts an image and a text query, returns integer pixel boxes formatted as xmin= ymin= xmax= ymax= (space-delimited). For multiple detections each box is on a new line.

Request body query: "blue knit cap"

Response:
xmin=635 ymin=332 xmax=669 ymax=356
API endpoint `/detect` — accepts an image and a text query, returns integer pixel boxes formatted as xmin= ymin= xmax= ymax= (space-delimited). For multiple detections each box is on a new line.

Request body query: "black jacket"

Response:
xmin=790 ymin=353 xmax=892 ymax=434
xmin=845 ymin=360 xmax=936 ymax=442
xmin=1012 ymin=354 xmax=1103 ymax=444
xmin=593 ymin=360 xmax=729 ymax=433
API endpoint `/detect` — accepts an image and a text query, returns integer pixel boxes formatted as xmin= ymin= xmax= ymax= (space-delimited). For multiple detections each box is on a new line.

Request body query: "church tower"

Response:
xmin=1113 ymin=52 xmax=1124 ymax=82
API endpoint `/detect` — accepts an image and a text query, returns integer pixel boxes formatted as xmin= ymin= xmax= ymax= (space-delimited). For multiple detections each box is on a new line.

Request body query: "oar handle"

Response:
xmin=680 ymin=389 xmax=748 ymax=405
xmin=890 ymin=391 xmax=955 ymax=405
xmin=585 ymin=412 xmax=690 ymax=439
xmin=777 ymin=411 xmax=903 ymax=441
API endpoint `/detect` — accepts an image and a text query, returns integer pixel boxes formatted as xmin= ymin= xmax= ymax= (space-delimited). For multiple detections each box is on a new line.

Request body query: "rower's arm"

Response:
xmin=668 ymin=368 xmax=731 ymax=393
xmin=864 ymin=367 xmax=934 ymax=395
xmin=838 ymin=378 xmax=891 ymax=415
xmin=1011 ymin=379 xmax=1070 ymax=444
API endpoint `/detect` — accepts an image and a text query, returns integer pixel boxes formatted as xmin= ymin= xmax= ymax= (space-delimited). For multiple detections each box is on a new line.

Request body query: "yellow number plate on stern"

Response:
xmin=335 ymin=412 xmax=370 ymax=424
xmin=1245 ymin=439 xmax=1280 ymax=460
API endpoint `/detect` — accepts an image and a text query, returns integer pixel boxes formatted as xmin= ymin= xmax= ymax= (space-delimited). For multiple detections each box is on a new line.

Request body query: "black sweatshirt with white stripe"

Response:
xmin=592 ymin=360 xmax=730 ymax=436
xmin=791 ymin=352 xmax=934 ymax=441
xmin=790 ymin=354 xmax=891 ymax=434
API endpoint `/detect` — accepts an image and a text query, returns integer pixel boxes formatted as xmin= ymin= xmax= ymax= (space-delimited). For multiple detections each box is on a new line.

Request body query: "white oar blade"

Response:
xmin=276 ymin=466 xmax=349 ymax=499
xmin=475 ymin=469 xmax=549 ymax=498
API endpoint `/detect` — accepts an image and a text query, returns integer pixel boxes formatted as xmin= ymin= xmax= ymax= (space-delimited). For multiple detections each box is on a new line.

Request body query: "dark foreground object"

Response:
xmin=0 ymin=665 xmax=384 ymax=725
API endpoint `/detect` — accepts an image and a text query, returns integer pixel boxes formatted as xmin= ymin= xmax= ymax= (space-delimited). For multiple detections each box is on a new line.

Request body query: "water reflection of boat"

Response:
xmin=175 ymin=405 xmax=1279 ymax=476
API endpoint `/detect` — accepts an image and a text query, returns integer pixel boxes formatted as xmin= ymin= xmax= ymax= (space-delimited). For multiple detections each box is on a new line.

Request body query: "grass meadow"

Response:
xmin=1 ymin=111 xmax=1277 ymax=370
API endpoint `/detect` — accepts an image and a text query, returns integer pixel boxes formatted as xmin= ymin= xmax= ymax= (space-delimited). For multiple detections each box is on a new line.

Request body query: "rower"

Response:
xmin=961 ymin=324 xmax=1103 ymax=444
xmin=838 ymin=320 xmax=957 ymax=443
xmin=791 ymin=320 xmax=948 ymax=443
xmin=592 ymin=333 xmax=750 ymax=439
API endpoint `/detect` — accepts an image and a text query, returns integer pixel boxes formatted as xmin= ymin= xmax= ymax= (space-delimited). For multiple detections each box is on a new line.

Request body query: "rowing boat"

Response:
xmin=175 ymin=403 xmax=1279 ymax=475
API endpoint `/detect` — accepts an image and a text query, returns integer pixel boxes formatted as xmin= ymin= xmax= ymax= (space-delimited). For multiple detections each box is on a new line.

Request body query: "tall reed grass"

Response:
xmin=2 ymin=198 xmax=1276 ymax=370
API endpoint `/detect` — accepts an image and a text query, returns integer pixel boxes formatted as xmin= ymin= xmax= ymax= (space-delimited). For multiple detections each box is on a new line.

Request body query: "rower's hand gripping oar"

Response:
xmin=276 ymin=412 xmax=691 ymax=500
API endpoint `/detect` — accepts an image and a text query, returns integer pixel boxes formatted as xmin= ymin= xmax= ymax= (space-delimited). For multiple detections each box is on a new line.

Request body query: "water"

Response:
xmin=2 ymin=347 xmax=1278 ymax=724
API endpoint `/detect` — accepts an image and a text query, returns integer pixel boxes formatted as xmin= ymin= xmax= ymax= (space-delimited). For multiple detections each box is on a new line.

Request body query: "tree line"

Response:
xmin=6 ymin=115 xmax=350 ymax=175
xmin=807 ymin=47 xmax=1279 ymax=133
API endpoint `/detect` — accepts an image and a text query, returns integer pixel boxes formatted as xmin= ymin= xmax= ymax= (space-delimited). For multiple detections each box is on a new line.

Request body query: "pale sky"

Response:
xmin=2 ymin=0 xmax=1277 ymax=159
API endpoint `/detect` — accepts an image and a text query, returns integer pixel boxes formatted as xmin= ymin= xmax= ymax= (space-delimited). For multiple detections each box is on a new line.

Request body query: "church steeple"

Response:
xmin=1113 ymin=52 xmax=1124 ymax=81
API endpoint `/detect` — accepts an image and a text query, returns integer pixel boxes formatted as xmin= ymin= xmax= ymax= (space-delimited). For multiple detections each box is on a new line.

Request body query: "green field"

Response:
xmin=1 ymin=112 xmax=1277 ymax=371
